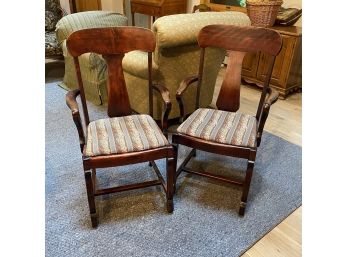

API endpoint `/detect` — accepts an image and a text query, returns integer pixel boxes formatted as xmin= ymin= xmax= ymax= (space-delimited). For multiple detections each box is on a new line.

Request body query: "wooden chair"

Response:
xmin=172 ymin=25 xmax=282 ymax=216
xmin=65 ymin=27 xmax=176 ymax=228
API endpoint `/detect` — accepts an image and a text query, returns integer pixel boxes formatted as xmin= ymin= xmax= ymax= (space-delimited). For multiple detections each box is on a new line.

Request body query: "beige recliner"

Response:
xmin=123 ymin=11 xmax=250 ymax=120
xmin=56 ymin=11 xmax=128 ymax=104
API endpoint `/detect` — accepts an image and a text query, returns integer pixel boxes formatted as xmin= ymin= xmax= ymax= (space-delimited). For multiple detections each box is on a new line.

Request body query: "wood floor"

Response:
xmin=214 ymin=68 xmax=302 ymax=257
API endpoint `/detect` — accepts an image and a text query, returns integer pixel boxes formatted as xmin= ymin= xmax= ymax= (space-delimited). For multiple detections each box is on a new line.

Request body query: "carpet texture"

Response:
xmin=46 ymin=83 xmax=302 ymax=257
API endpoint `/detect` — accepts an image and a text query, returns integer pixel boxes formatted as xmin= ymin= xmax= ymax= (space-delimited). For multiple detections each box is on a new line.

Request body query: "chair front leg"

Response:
xmin=166 ymin=156 xmax=176 ymax=213
xmin=84 ymin=170 xmax=98 ymax=228
xmin=239 ymin=154 xmax=256 ymax=216
xmin=172 ymin=144 xmax=178 ymax=193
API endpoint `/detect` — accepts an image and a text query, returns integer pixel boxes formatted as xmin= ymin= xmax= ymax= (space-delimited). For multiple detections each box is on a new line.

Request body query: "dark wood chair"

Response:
xmin=65 ymin=27 xmax=176 ymax=228
xmin=172 ymin=25 xmax=282 ymax=216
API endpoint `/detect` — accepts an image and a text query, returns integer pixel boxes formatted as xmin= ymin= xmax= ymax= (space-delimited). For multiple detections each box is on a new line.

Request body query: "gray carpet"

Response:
xmin=46 ymin=83 xmax=302 ymax=257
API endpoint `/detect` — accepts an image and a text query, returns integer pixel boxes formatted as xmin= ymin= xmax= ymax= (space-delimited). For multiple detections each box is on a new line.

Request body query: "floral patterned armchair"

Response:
xmin=45 ymin=0 xmax=64 ymax=58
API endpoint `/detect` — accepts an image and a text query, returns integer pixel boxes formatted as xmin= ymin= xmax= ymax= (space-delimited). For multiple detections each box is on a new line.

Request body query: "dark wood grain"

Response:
xmin=152 ymin=84 xmax=172 ymax=136
xmin=176 ymin=75 xmax=198 ymax=122
xmin=66 ymin=89 xmax=85 ymax=152
xmin=198 ymin=25 xmax=282 ymax=56
xmin=196 ymin=48 xmax=205 ymax=110
xmin=67 ymin=27 xmax=156 ymax=57
xmin=172 ymin=133 xmax=251 ymax=159
xmin=216 ymin=51 xmax=245 ymax=112
xmin=82 ymin=146 xmax=174 ymax=170
xmin=65 ymin=27 xmax=175 ymax=228
xmin=72 ymin=58 xmax=90 ymax=126
xmin=103 ymin=54 xmax=132 ymax=117
xmin=173 ymin=25 xmax=282 ymax=216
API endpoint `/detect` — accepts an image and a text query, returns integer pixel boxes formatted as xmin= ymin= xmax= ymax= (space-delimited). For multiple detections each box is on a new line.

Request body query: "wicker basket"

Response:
xmin=246 ymin=0 xmax=283 ymax=27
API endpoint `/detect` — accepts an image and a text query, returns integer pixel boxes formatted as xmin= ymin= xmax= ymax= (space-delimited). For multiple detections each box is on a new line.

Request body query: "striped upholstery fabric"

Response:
xmin=177 ymin=108 xmax=257 ymax=148
xmin=85 ymin=115 xmax=169 ymax=157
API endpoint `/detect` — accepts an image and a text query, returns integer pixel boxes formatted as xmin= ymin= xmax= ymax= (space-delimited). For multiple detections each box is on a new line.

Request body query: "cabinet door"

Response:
xmin=242 ymin=52 xmax=259 ymax=78
xmin=256 ymin=35 xmax=295 ymax=86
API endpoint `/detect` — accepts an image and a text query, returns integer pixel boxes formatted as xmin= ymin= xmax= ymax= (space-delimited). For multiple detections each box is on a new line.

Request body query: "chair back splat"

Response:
xmin=197 ymin=25 xmax=282 ymax=113
xmin=67 ymin=27 xmax=156 ymax=121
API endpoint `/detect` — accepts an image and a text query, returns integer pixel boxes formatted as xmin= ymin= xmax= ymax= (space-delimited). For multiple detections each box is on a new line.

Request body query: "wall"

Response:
xmin=101 ymin=0 xmax=123 ymax=13
xmin=188 ymin=0 xmax=200 ymax=12
xmin=282 ymin=0 xmax=302 ymax=26
xmin=59 ymin=0 xmax=72 ymax=14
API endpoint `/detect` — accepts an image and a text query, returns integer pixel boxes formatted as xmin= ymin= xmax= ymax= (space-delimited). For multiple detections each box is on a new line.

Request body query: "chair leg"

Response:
xmin=166 ymin=157 xmax=176 ymax=213
xmin=192 ymin=148 xmax=197 ymax=157
xmin=256 ymin=132 xmax=262 ymax=147
xmin=84 ymin=170 xmax=98 ymax=228
xmin=173 ymin=144 xmax=178 ymax=194
xmin=92 ymin=168 xmax=96 ymax=192
xmin=239 ymin=160 xmax=255 ymax=216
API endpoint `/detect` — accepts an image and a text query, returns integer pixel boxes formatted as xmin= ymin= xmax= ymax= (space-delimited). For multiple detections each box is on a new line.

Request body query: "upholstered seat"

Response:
xmin=85 ymin=114 xmax=170 ymax=157
xmin=177 ymin=108 xmax=257 ymax=148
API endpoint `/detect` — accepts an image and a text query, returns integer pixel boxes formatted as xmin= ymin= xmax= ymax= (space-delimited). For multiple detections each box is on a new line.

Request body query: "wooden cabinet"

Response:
xmin=130 ymin=0 xmax=187 ymax=26
xmin=242 ymin=26 xmax=302 ymax=99
xmin=199 ymin=1 xmax=302 ymax=98
xmin=201 ymin=0 xmax=247 ymax=13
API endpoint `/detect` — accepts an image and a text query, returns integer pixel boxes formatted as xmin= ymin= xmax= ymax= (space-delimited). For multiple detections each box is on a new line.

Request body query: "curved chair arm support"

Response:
xmin=176 ymin=75 xmax=199 ymax=122
xmin=66 ymin=89 xmax=80 ymax=114
xmin=264 ymin=87 xmax=279 ymax=109
xmin=66 ymin=89 xmax=85 ymax=152
xmin=256 ymin=88 xmax=279 ymax=147
xmin=152 ymin=84 xmax=172 ymax=137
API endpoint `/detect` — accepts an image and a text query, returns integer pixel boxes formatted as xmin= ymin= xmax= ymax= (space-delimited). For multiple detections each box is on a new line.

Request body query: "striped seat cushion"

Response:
xmin=85 ymin=115 xmax=169 ymax=157
xmin=177 ymin=108 xmax=257 ymax=148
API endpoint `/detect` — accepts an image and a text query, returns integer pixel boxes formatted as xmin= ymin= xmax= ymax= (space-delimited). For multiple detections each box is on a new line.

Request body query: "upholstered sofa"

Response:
xmin=123 ymin=11 xmax=251 ymax=120
xmin=56 ymin=11 xmax=128 ymax=104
